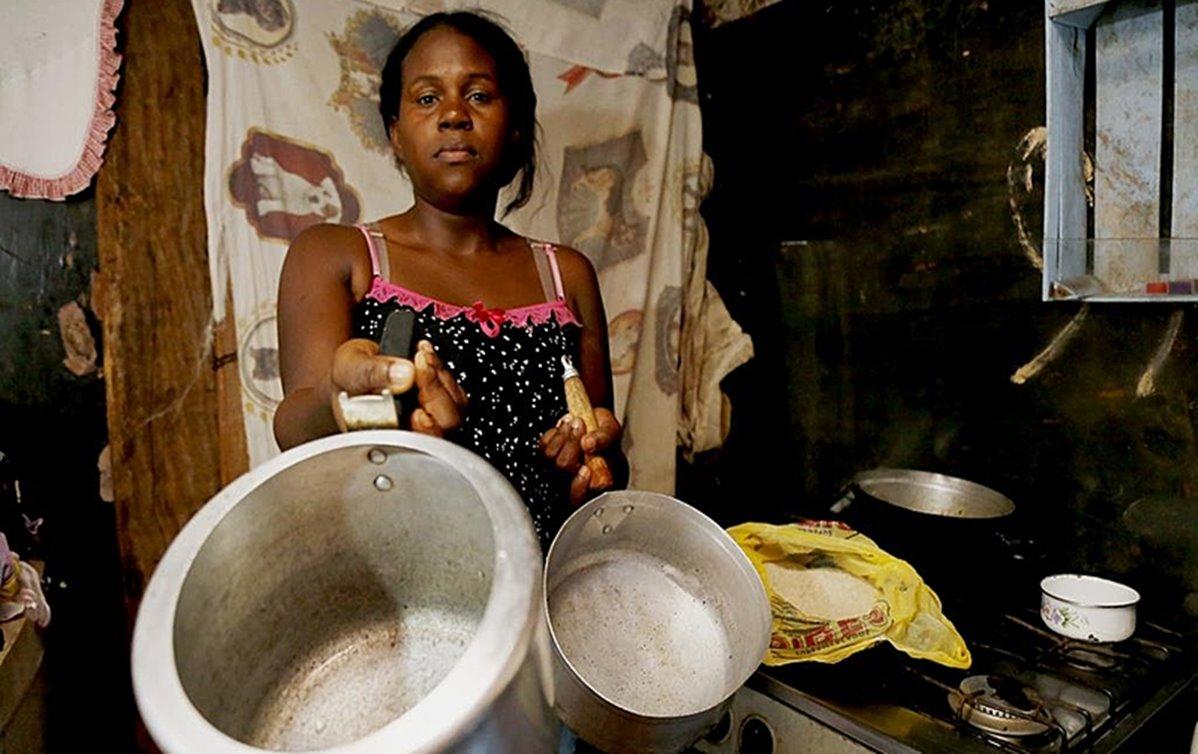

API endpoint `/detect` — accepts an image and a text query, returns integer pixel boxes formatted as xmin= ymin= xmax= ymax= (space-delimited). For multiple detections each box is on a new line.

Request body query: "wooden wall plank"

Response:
xmin=1094 ymin=0 xmax=1164 ymax=290
xmin=96 ymin=0 xmax=246 ymax=617
xmin=217 ymin=281 xmax=249 ymax=487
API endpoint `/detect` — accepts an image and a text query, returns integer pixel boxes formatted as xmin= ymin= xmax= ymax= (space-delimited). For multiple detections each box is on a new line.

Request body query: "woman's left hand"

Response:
xmin=539 ymin=407 xmax=622 ymax=506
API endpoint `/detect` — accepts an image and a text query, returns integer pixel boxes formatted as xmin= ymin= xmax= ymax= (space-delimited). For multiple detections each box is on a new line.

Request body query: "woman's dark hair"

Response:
xmin=379 ymin=12 xmax=537 ymax=216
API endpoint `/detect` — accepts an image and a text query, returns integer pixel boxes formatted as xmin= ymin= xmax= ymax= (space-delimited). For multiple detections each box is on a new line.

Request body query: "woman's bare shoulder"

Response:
xmin=287 ymin=222 xmax=368 ymax=260
xmin=282 ymin=223 xmax=372 ymax=286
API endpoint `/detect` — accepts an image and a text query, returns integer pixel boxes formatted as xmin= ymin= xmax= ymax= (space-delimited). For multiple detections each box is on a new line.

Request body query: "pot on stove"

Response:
xmin=830 ymin=468 xmax=1031 ymax=593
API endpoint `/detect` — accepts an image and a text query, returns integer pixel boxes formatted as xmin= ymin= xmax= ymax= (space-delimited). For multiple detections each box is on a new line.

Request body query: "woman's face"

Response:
xmin=390 ymin=26 xmax=513 ymax=212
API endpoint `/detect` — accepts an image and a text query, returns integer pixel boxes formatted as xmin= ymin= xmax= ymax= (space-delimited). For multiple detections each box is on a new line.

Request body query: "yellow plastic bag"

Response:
xmin=728 ymin=520 xmax=971 ymax=668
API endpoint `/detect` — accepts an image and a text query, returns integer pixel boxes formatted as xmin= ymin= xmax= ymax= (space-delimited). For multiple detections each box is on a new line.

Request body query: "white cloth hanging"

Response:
xmin=0 ymin=0 xmax=123 ymax=200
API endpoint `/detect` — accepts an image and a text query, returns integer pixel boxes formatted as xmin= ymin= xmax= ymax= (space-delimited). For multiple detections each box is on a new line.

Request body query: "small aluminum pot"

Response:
xmin=1040 ymin=574 xmax=1140 ymax=643
xmin=543 ymin=491 xmax=771 ymax=754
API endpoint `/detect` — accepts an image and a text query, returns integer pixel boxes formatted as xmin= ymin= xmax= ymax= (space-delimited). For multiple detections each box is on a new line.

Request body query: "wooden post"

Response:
xmin=95 ymin=0 xmax=247 ymax=621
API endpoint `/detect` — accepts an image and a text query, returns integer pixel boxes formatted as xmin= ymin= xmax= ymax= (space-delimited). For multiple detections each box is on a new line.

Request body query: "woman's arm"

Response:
xmin=274 ymin=224 xmax=359 ymax=450
xmin=556 ymin=246 xmax=630 ymax=491
xmin=274 ymin=223 xmax=459 ymax=450
xmin=562 ymin=247 xmax=615 ymax=413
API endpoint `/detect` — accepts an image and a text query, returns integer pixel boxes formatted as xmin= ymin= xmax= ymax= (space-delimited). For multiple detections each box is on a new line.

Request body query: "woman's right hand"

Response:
xmin=330 ymin=337 xmax=415 ymax=397
xmin=329 ymin=338 xmax=466 ymax=437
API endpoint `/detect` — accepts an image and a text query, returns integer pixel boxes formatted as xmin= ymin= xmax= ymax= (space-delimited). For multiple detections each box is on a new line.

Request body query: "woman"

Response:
xmin=274 ymin=11 xmax=627 ymax=547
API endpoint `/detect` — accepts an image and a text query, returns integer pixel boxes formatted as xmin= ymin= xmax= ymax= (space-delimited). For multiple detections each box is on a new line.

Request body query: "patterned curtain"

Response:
xmin=192 ymin=0 xmax=751 ymax=492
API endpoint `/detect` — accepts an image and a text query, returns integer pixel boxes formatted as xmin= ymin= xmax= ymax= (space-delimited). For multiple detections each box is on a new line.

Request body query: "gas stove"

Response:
xmin=691 ymin=601 xmax=1198 ymax=753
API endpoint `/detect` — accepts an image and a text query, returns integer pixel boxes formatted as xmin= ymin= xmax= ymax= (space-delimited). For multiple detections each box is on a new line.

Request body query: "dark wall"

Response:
xmin=0 ymin=189 xmax=134 ymax=749
xmin=688 ymin=0 xmax=1198 ymax=616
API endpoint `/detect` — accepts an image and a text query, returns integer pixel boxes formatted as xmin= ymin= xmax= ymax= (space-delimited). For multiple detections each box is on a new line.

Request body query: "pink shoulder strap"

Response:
xmin=540 ymin=243 xmax=566 ymax=301
xmin=355 ymin=223 xmax=382 ymax=277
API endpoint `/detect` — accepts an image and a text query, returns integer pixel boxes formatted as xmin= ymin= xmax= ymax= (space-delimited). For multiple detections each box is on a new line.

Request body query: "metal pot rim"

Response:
xmin=542 ymin=490 xmax=771 ymax=722
xmin=850 ymin=468 xmax=1016 ymax=520
xmin=132 ymin=430 xmax=543 ymax=754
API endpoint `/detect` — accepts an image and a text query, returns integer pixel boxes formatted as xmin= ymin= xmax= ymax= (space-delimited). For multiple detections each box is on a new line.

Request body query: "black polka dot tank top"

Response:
xmin=350 ymin=224 xmax=581 ymax=548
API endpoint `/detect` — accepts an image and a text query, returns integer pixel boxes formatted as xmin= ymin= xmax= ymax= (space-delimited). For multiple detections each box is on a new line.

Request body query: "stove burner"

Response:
xmin=1061 ymin=643 xmax=1120 ymax=671
xmin=949 ymin=675 xmax=1054 ymax=737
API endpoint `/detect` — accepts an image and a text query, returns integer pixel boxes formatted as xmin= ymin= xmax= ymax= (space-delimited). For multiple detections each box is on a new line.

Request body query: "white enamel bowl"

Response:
xmin=1040 ymin=574 xmax=1140 ymax=643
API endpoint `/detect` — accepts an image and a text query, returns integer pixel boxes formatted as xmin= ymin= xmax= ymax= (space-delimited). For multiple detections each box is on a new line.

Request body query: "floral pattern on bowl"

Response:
xmin=1042 ymin=603 xmax=1088 ymax=631
xmin=1040 ymin=574 xmax=1138 ymax=643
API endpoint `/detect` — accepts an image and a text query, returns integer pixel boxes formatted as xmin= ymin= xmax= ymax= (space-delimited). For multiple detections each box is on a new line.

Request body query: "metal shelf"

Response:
xmin=1043 ymin=0 xmax=1198 ymax=302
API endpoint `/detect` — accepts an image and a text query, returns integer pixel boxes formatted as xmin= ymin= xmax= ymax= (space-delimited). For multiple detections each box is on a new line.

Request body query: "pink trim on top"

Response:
xmin=366 ymin=277 xmax=581 ymax=336
xmin=354 ymin=227 xmax=580 ymax=337
xmin=0 ymin=0 xmax=125 ymax=200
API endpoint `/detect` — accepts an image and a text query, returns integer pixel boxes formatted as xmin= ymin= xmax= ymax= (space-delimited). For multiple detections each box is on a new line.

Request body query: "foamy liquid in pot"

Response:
xmin=549 ymin=550 xmax=734 ymax=717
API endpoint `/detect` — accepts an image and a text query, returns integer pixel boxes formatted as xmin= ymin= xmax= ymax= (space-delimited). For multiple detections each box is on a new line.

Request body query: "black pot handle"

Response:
xmin=830 ymin=485 xmax=856 ymax=514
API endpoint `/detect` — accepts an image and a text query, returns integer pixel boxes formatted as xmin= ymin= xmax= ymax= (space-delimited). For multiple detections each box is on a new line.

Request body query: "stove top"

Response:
xmin=868 ymin=608 xmax=1191 ymax=751
xmin=694 ymin=601 xmax=1198 ymax=754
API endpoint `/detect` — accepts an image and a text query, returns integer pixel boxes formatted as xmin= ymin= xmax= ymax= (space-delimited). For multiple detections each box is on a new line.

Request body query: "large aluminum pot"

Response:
xmin=830 ymin=468 xmax=1026 ymax=595
xmin=132 ymin=431 xmax=559 ymax=754
xmin=834 ymin=469 xmax=1016 ymax=519
xmin=544 ymin=491 xmax=770 ymax=754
